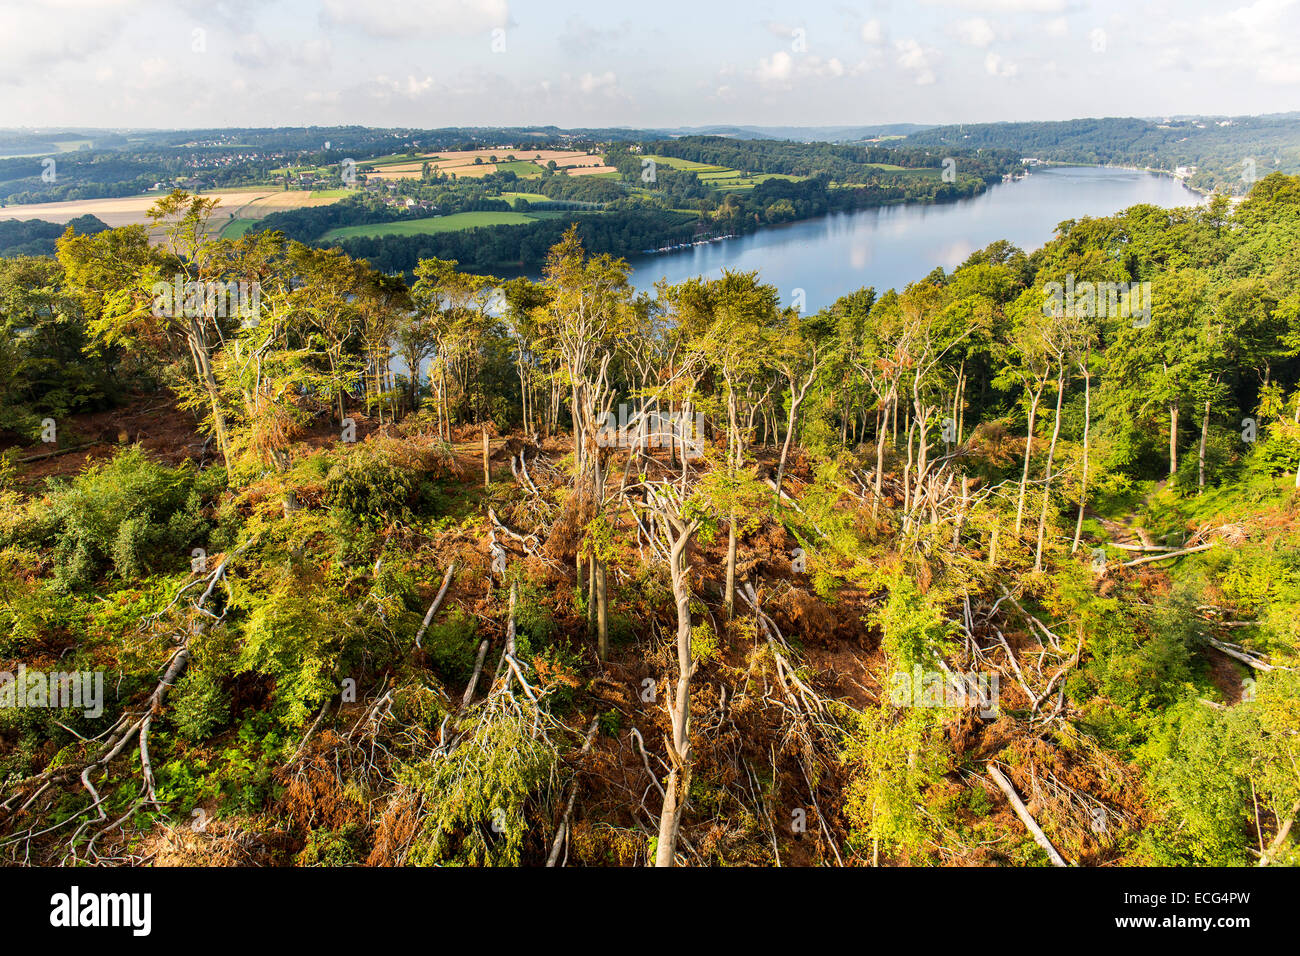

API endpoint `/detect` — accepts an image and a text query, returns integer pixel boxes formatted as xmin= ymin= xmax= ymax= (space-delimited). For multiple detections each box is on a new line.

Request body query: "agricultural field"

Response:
xmin=0 ymin=187 xmax=346 ymax=241
xmin=499 ymin=191 xmax=552 ymax=204
xmin=642 ymin=154 xmax=942 ymax=190
xmin=641 ymin=154 xmax=807 ymax=191
xmin=363 ymin=148 xmax=616 ymax=181
xmin=698 ymin=171 xmax=804 ymax=190
xmin=321 ymin=210 xmax=538 ymax=239
xmin=494 ymin=160 xmax=547 ymax=177
xmin=218 ymin=217 xmax=258 ymax=239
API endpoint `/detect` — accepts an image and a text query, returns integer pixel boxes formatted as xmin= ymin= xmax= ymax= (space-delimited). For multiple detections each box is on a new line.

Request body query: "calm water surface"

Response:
xmin=626 ymin=166 xmax=1204 ymax=310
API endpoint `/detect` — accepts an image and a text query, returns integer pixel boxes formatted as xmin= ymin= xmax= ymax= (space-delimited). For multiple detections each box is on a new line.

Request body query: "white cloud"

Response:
xmin=138 ymin=57 xmax=172 ymax=80
xmin=985 ymin=52 xmax=1018 ymax=77
xmin=956 ymin=18 xmax=996 ymax=47
xmin=896 ymin=38 xmax=938 ymax=85
xmin=372 ymin=74 xmax=436 ymax=98
xmin=557 ymin=16 xmax=628 ymax=57
xmin=4 ymin=0 xmax=1300 ymax=133
xmin=1258 ymin=59 xmax=1300 ymax=84
xmin=233 ymin=32 xmax=332 ymax=72
xmin=918 ymin=0 xmax=1064 ymax=11
xmin=578 ymin=70 xmax=618 ymax=95
xmin=0 ymin=0 xmax=137 ymax=78
xmin=753 ymin=51 xmax=863 ymax=88
xmin=757 ymin=50 xmax=794 ymax=84
xmin=1197 ymin=0 xmax=1300 ymax=85
xmin=319 ymin=0 xmax=510 ymax=38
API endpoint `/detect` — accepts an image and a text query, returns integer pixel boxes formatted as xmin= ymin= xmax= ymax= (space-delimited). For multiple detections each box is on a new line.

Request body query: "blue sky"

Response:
xmin=2 ymin=0 xmax=1298 ymax=129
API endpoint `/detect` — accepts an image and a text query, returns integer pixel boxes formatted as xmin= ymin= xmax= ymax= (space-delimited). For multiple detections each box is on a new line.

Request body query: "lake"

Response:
xmin=626 ymin=166 xmax=1204 ymax=311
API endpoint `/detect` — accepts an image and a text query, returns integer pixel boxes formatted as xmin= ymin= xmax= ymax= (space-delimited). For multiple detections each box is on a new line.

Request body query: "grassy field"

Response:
xmin=219 ymin=218 xmax=258 ymax=239
xmin=499 ymin=191 xmax=552 ymax=204
xmin=642 ymin=155 xmax=807 ymax=192
xmin=698 ymin=171 xmax=803 ymax=190
xmin=322 ymin=211 xmax=538 ymax=239
xmin=495 ymin=160 xmax=545 ymax=178
xmin=643 ymin=154 xmax=941 ymax=189
xmin=643 ymin=155 xmax=726 ymax=173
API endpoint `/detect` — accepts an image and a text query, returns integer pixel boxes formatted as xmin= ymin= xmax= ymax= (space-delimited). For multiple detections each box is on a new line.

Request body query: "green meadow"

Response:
xmin=321 ymin=210 xmax=539 ymax=239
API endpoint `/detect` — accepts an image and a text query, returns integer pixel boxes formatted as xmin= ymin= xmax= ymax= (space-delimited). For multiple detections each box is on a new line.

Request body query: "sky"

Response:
xmin=1 ymin=0 xmax=1298 ymax=130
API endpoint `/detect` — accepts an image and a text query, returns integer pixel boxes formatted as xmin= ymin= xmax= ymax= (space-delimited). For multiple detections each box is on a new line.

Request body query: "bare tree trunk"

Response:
xmin=587 ymin=548 xmax=597 ymax=631
xmin=1198 ymin=398 xmax=1210 ymax=490
xmin=874 ymin=397 xmax=887 ymax=500
xmin=440 ymin=363 xmax=450 ymax=441
xmin=596 ymin=560 xmax=608 ymax=660
xmin=953 ymin=475 xmax=970 ymax=547
xmin=725 ymin=518 xmax=737 ymax=619
xmin=655 ymin=768 xmax=685 ymax=867
xmin=481 ymin=423 xmax=491 ymax=488
xmin=1071 ymin=366 xmax=1091 ymax=554
xmin=724 ymin=394 xmax=739 ymax=619
xmin=1169 ymin=403 xmax=1179 ymax=478
xmin=956 ymin=367 xmax=966 ymax=444
xmin=655 ymin=521 xmax=696 ymax=867
xmin=190 ymin=326 xmax=231 ymax=470
xmin=989 ymin=766 xmax=1068 ymax=867
xmin=1034 ymin=367 xmax=1066 ymax=571
xmin=775 ymin=375 xmax=815 ymax=501
xmin=517 ymin=367 xmax=530 ymax=436
xmin=774 ymin=398 xmax=800 ymax=502
xmin=903 ymin=419 xmax=915 ymax=514
xmin=1015 ymin=384 xmax=1045 ymax=536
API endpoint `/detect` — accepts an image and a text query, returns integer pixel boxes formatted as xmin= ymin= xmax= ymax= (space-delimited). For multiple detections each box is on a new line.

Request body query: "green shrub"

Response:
xmin=1137 ymin=699 xmax=1251 ymax=865
xmin=169 ymin=670 xmax=231 ymax=742
xmin=297 ymin=824 xmax=365 ymax=866
xmin=424 ymin=610 xmax=479 ymax=683
xmin=875 ymin=575 xmax=956 ymax=674
xmin=324 ymin=442 xmax=424 ymax=527
xmin=13 ymin=447 xmax=210 ymax=591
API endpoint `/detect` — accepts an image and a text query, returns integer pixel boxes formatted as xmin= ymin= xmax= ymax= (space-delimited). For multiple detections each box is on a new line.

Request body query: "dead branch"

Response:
xmin=988 ymin=764 xmax=1068 ymax=867
xmin=414 ymin=563 xmax=456 ymax=648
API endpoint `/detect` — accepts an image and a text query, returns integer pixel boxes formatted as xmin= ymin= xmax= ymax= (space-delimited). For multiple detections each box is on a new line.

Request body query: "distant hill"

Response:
xmin=0 ymin=215 xmax=108 ymax=257
xmin=902 ymin=114 xmax=1300 ymax=193
xmin=668 ymin=124 xmax=934 ymax=142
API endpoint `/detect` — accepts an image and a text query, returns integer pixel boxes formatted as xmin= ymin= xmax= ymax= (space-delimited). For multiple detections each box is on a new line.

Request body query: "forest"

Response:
xmin=257 ymin=140 xmax=1010 ymax=275
xmin=905 ymin=115 xmax=1300 ymax=194
xmin=0 ymin=174 xmax=1298 ymax=867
